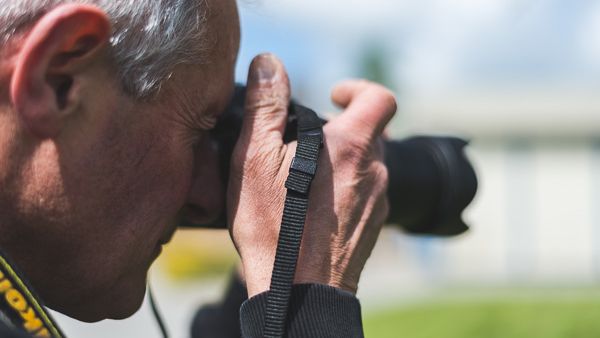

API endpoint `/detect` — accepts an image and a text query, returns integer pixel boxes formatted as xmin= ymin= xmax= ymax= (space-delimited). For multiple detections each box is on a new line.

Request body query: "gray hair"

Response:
xmin=0 ymin=0 xmax=209 ymax=98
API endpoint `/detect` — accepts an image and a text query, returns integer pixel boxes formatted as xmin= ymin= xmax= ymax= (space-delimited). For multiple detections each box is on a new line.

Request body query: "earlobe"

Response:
xmin=10 ymin=4 xmax=110 ymax=139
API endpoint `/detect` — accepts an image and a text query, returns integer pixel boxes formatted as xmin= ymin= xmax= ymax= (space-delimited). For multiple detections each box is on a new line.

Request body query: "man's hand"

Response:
xmin=228 ymin=54 xmax=397 ymax=297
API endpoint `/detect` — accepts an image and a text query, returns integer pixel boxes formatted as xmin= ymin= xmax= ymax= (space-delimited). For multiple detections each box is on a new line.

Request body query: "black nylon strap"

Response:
xmin=263 ymin=105 xmax=323 ymax=338
xmin=0 ymin=251 xmax=65 ymax=338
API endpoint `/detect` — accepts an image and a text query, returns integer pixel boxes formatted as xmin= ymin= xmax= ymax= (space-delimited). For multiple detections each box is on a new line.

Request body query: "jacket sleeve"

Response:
xmin=191 ymin=273 xmax=248 ymax=338
xmin=240 ymin=284 xmax=364 ymax=338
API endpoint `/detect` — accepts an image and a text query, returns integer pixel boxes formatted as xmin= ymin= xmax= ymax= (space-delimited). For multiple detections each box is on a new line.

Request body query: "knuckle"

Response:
xmin=245 ymin=144 xmax=283 ymax=169
xmin=338 ymin=140 xmax=370 ymax=166
xmin=246 ymin=90 xmax=288 ymax=114
xmin=369 ymin=86 xmax=398 ymax=115
xmin=383 ymin=91 xmax=398 ymax=116
xmin=334 ymin=135 xmax=386 ymax=168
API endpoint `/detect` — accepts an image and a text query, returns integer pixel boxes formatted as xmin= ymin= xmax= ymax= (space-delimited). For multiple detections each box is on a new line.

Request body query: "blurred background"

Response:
xmin=53 ymin=0 xmax=600 ymax=337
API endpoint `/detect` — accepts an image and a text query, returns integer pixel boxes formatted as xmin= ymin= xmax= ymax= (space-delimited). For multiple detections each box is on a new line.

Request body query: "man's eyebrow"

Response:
xmin=170 ymin=86 xmax=219 ymax=131
xmin=182 ymin=108 xmax=217 ymax=132
xmin=197 ymin=114 xmax=218 ymax=130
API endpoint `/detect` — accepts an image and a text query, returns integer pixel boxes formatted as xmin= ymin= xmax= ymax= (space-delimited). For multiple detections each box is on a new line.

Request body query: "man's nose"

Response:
xmin=183 ymin=138 xmax=225 ymax=225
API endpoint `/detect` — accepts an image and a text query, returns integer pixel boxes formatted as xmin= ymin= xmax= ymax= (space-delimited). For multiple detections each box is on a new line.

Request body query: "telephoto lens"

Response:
xmin=179 ymin=85 xmax=478 ymax=237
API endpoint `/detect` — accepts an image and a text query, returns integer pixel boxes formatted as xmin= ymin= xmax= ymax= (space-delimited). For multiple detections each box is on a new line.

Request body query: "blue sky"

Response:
xmin=236 ymin=1 xmax=600 ymax=94
xmin=233 ymin=0 xmax=600 ymax=136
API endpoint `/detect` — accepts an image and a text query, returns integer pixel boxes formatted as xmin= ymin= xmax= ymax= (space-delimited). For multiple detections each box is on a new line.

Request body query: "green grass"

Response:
xmin=364 ymin=298 xmax=600 ymax=338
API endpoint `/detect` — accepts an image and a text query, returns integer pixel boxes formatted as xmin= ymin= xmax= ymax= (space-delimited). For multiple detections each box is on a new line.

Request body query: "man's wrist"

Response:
xmin=242 ymin=259 xmax=274 ymax=297
xmin=243 ymin=262 xmax=358 ymax=297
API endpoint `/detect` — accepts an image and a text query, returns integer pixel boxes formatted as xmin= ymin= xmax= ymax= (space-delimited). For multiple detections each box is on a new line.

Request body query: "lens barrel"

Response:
xmin=384 ymin=137 xmax=476 ymax=236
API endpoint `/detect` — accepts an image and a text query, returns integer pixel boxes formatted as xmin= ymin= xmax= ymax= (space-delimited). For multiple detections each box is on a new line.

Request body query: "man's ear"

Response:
xmin=10 ymin=4 xmax=111 ymax=139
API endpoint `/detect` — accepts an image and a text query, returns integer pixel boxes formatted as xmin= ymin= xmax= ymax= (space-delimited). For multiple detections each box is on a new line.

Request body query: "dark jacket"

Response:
xmin=0 ymin=277 xmax=364 ymax=338
xmin=191 ymin=275 xmax=364 ymax=338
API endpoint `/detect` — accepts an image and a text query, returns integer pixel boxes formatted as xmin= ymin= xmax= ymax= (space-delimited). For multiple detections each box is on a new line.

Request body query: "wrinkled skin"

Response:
xmin=0 ymin=1 xmax=239 ymax=321
xmin=0 ymin=0 xmax=396 ymax=323
xmin=229 ymin=55 xmax=396 ymax=296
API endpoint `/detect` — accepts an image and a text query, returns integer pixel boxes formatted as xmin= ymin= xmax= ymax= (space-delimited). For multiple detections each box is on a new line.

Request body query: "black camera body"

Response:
xmin=181 ymin=86 xmax=478 ymax=237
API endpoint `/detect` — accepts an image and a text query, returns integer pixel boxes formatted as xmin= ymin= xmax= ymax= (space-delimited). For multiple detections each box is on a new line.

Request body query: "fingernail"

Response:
xmin=250 ymin=54 xmax=277 ymax=84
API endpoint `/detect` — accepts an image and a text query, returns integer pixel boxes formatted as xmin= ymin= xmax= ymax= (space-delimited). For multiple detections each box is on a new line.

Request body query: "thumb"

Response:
xmin=240 ymin=53 xmax=290 ymax=150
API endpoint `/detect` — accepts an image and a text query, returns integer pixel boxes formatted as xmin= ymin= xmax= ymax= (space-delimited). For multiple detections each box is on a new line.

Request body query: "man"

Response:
xmin=0 ymin=0 xmax=396 ymax=336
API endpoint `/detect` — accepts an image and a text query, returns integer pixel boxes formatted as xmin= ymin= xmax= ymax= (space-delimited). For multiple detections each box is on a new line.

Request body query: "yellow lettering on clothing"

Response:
xmin=21 ymin=307 xmax=43 ymax=332
xmin=6 ymin=289 xmax=27 ymax=312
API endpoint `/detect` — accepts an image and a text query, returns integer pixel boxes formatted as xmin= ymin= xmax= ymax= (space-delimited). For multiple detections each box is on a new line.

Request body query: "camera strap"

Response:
xmin=263 ymin=105 xmax=324 ymax=338
xmin=0 ymin=251 xmax=65 ymax=338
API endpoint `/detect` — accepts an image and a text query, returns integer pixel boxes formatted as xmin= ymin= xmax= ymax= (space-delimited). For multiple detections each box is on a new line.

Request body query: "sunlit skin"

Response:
xmin=0 ymin=0 xmax=397 ymax=324
xmin=0 ymin=0 xmax=239 ymax=321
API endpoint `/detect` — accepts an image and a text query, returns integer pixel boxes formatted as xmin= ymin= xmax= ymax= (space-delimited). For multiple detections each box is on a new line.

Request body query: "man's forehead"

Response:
xmin=206 ymin=0 xmax=240 ymax=51
xmin=164 ymin=56 xmax=237 ymax=131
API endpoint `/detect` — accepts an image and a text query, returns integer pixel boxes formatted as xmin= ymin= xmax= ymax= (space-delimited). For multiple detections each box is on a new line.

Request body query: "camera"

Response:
xmin=180 ymin=85 xmax=478 ymax=237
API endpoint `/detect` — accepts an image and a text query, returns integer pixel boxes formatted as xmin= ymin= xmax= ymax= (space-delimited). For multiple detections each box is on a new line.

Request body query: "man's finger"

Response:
xmin=331 ymin=80 xmax=397 ymax=139
xmin=240 ymin=53 xmax=290 ymax=149
xmin=331 ymin=80 xmax=371 ymax=109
